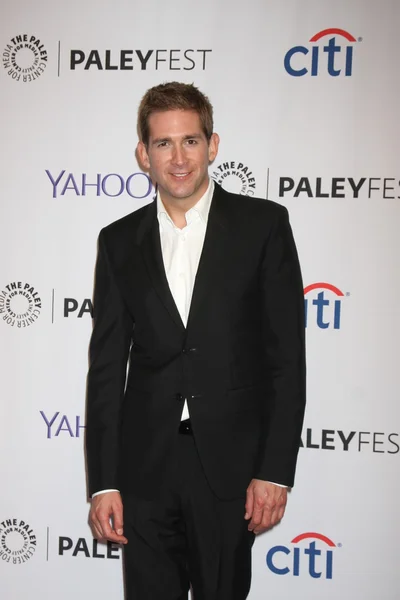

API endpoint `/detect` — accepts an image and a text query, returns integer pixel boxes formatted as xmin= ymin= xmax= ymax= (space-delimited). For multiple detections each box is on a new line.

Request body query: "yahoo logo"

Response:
xmin=40 ymin=411 xmax=85 ymax=438
xmin=284 ymin=28 xmax=358 ymax=77
xmin=45 ymin=170 xmax=153 ymax=199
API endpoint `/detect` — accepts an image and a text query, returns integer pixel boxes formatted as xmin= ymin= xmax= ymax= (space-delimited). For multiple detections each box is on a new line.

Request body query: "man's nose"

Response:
xmin=171 ymin=145 xmax=187 ymax=166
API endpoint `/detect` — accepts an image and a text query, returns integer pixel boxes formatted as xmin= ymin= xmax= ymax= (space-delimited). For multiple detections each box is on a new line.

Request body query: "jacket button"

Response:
xmin=176 ymin=393 xmax=184 ymax=401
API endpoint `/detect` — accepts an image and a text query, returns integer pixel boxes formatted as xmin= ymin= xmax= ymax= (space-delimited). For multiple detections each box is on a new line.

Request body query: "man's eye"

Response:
xmin=186 ymin=139 xmax=197 ymax=145
xmin=157 ymin=141 xmax=169 ymax=148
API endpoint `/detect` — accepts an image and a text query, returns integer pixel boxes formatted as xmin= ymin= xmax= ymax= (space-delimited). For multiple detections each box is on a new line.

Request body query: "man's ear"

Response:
xmin=208 ymin=133 xmax=220 ymax=163
xmin=137 ymin=141 xmax=150 ymax=171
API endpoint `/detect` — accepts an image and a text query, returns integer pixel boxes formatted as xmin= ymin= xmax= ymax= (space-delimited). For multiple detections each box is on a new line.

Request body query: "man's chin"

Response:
xmin=157 ymin=175 xmax=209 ymax=203
xmin=162 ymin=184 xmax=198 ymax=201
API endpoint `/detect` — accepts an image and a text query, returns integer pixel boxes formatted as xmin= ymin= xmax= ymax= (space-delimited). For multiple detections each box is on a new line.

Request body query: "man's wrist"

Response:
xmin=266 ymin=481 xmax=288 ymax=489
xmin=91 ymin=489 xmax=120 ymax=498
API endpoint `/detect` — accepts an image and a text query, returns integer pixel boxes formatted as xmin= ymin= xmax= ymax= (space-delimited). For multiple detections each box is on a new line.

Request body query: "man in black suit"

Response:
xmin=86 ymin=81 xmax=306 ymax=600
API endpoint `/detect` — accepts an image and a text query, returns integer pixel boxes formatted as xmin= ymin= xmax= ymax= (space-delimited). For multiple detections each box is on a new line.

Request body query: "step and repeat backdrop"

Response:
xmin=1 ymin=0 xmax=399 ymax=598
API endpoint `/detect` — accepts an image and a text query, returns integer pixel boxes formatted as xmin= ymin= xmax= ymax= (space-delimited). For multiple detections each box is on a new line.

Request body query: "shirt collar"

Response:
xmin=157 ymin=178 xmax=214 ymax=226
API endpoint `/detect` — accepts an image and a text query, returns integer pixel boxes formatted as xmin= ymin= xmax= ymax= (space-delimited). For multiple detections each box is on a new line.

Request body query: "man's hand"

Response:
xmin=89 ymin=491 xmax=128 ymax=544
xmin=245 ymin=479 xmax=287 ymax=535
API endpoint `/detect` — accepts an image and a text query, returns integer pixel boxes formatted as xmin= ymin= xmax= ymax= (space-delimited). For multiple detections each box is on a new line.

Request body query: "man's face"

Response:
xmin=138 ymin=109 xmax=219 ymax=206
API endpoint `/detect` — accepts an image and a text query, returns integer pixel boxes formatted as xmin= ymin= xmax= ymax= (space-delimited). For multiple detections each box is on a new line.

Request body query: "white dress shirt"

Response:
xmin=92 ymin=178 xmax=285 ymax=497
xmin=157 ymin=177 xmax=215 ymax=420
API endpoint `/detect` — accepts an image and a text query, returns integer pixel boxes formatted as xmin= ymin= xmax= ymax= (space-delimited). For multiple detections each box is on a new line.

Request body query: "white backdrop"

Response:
xmin=1 ymin=1 xmax=399 ymax=598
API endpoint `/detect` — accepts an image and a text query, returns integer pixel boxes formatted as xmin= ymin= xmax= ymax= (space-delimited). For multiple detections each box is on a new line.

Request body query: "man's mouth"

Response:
xmin=171 ymin=172 xmax=191 ymax=179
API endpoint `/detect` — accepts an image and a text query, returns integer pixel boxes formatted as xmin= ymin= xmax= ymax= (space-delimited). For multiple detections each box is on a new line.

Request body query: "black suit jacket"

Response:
xmin=86 ymin=183 xmax=306 ymax=500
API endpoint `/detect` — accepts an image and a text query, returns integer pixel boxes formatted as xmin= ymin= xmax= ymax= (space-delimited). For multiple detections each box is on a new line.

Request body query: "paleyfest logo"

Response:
xmin=0 ymin=518 xmax=37 ymax=565
xmin=211 ymin=161 xmax=256 ymax=196
xmin=0 ymin=281 xmax=42 ymax=328
xmin=69 ymin=48 xmax=212 ymax=71
xmin=2 ymin=34 xmax=47 ymax=82
xmin=278 ymin=176 xmax=400 ymax=199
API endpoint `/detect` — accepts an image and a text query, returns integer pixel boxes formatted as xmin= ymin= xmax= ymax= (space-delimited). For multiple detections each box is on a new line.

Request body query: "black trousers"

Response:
xmin=122 ymin=432 xmax=255 ymax=600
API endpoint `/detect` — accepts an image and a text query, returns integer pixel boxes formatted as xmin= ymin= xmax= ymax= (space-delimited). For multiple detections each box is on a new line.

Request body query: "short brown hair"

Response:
xmin=138 ymin=81 xmax=214 ymax=146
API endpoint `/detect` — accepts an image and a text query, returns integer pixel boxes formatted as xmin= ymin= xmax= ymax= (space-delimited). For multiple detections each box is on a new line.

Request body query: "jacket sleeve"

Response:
xmin=85 ymin=229 xmax=133 ymax=497
xmin=254 ymin=206 xmax=306 ymax=487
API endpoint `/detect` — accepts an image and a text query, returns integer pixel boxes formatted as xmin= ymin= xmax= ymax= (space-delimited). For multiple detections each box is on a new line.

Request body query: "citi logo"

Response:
xmin=304 ymin=283 xmax=347 ymax=330
xmin=284 ymin=28 xmax=358 ymax=77
xmin=266 ymin=532 xmax=338 ymax=579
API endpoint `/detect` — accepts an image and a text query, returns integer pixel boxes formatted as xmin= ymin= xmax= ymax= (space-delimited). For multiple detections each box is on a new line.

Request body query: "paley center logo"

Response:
xmin=0 ymin=281 xmax=42 ymax=328
xmin=304 ymin=283 xmax=348 ymax=330
xmin=266 ymin=532 xmax=339 ymax=579
xmin=0 ymin=518 xmax=37 ymax=564
xmin=45 ymin=170 xmax=154 ymax=199
xmin=2 ymin=34 xmax=47 ymax=82
xmin=211 ymin=161 xmax=257 ymax=196
xmin=284 ymin=27 xmax=359 ymax=77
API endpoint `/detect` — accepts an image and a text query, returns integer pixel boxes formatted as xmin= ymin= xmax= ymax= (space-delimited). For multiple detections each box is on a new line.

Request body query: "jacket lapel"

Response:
xmin=139 ymin=183 xmax=230 ymax=334
xmin=140 ymin=203 xmax=186 ymax=332
xmin=186 ymin=183 xmax=230 ymax=329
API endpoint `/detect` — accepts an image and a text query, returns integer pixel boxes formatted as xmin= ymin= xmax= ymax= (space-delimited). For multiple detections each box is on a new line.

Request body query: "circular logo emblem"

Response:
xmin=2 ymin=34 xmax=48 ymax=82
xmin=0 ymin=282 xmax=42 ymax=328
xmin=211 ymin=161 xmax=257 ymax=196
xmin=0 ymin=518 xmax=37 ymax=565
